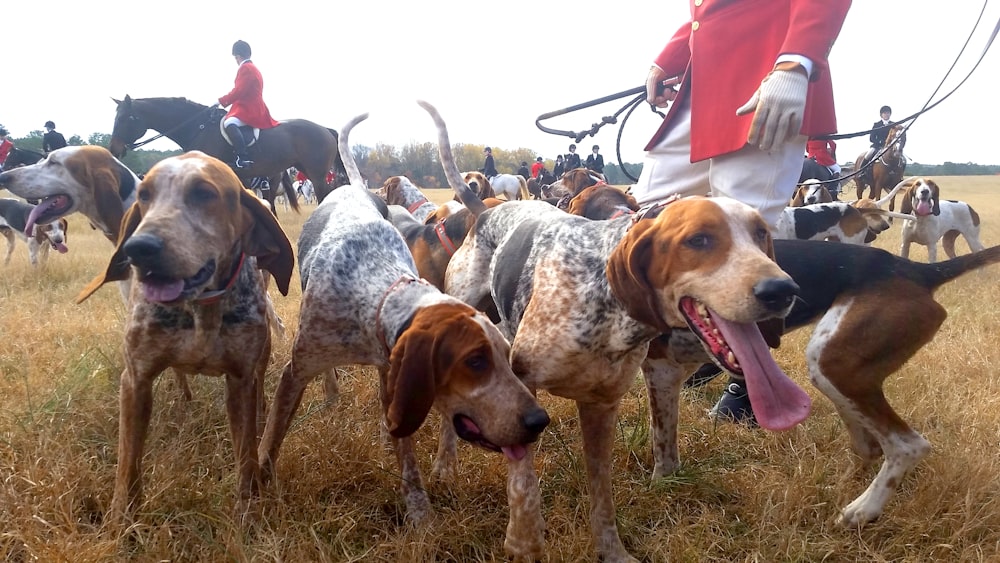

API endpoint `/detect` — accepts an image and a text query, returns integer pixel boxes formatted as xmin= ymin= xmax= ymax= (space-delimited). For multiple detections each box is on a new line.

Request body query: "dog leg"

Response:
xmin=224 ymin=362 xmax=262 ymax=520
xmin=806 ymin=294 xmax=941 ymax=527
xmin=258 ymin=360 xmax=311 ymax=485
xmin=503 ymin=442 xmax=545 ymax=561
xmin=2 ymin=229 xmax=13 ymax=264
xmin=392 ymin=434 xmax=432 ymax=523
xmin=431 ymin=421 xmax=459 ymax=483
xmin=109 ymin=364 xmax=156 ymax=525
xmin=643 ymin=332 xmax=707 ymax=477
xmin=578 ymin=400 xmax=638 ymax=563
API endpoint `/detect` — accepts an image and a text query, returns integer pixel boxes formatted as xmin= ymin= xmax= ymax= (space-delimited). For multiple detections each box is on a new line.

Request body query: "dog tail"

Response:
xmin=416 ymin=100 xmax=488 ymax=217
xmin=913 ymin=245 xmax=1000 ymax=289
xmin=339 ymin=113 xmax=368 ymax=187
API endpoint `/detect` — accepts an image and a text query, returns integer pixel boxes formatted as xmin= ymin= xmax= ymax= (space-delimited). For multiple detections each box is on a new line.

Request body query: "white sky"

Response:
xmin=4 ymin=1 xmax=999 ymax=167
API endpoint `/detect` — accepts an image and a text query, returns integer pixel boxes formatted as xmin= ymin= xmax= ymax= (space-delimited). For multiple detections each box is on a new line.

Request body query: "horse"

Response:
xmin=799 ymin=156 xmax=840 ymax=197
xmin=1 ymin=147 xmax=45 ymax=171
xmin=489 ymin=173 xmax=530 ymax=200
xmin=854 ymin=124 xmax=907 ymax=211
xmin=108 ymin=95 xmax=349 ymax=210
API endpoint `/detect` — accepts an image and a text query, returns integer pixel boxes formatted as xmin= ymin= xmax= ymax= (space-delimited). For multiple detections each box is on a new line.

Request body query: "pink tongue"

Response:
xmin=55 ymin=243 xmax=68 ymax=253
xmin=142 ymin=279 xmax=185 ymax=302
xmin=502 ymin=444 xmax=527 ymax=461
xmin=914 ymin=200 xmax=933 ymax=216
xmin=710 ymin=311 xmax=811 ymax=430
xmin=24 ymin=198 xmax=59 ymax=236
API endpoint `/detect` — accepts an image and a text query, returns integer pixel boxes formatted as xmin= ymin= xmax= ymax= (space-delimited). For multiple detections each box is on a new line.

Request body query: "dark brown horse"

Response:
xmin=108 ymin=95 xmax=348 ymax=208
xmin=1 ymin=147 xmax=45 ymax=171
xmin=854 ymin=124 xmax=907 ymax=211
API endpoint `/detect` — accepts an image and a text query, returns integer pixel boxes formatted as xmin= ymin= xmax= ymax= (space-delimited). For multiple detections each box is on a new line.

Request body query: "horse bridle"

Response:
xmin=121 ymin=104 xmax=219 ymax=152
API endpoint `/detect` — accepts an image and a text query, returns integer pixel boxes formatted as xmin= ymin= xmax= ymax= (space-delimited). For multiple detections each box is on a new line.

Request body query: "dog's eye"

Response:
xmin=465 ymin=354 xmax=490 ymax=372
xmin=685 ymin=233 xmax=711 ymax=249
xmin=188 ymin=183 xmax=218 ymax=204
xmin=137 ymin=189 xmax=150 ymax=203
xmin=754 ymin=227 xmax=770 ymax=245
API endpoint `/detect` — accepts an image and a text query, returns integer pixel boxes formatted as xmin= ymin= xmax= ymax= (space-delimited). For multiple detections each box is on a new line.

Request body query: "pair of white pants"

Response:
xmin=631 ymin=97 xmax=805 ymax=230
xmin=223 ymin=116 xmax=247 ymax=128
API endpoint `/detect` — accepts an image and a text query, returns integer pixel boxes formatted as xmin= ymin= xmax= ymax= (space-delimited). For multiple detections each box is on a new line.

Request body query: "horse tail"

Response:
xmin=338 ymin=114 xmax=368 ymax=186
xmin=416 ymin=100 xmax=487 ymax=216
xmin=517 ymin=176 xmax=529 ymax=201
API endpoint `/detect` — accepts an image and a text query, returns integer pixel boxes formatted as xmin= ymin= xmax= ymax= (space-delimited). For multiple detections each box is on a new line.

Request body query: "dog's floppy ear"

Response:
xmin=929 ymin=180 xmax=942 ymax=216
xmin=238 ymin=189 xmax=294 ymax=296
xmin=384 ymin=324 xmax=438 ymax=438
xmin=899 ymin=185 xmax=915 ymax=215
xmin=76 ymin=202 xmax=142 ymax=303
xmin=605 ymin=219 xmax=671 ymax=333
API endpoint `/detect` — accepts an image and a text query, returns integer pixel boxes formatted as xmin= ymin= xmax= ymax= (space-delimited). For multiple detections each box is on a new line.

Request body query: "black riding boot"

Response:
xmin=224 ymin=124 xmax=254 ymax=168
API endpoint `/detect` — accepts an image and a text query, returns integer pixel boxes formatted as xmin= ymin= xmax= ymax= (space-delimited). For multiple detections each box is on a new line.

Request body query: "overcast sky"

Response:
xmin=4 ymin=1 xmax=999 ymax=168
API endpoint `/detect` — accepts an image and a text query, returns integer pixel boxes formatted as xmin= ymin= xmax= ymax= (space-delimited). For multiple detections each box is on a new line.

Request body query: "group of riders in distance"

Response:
xmin=2 ymin=39 xmax=907 ymax=213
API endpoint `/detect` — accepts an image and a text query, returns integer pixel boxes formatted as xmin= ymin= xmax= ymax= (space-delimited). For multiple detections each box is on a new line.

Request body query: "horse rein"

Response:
xmin=126 ymin=104 xmax=219 ymax=151
xmin=534 ymin=1 xmax=999 ymax=185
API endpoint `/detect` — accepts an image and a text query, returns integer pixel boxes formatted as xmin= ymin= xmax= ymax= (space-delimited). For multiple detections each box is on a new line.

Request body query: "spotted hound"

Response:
xmin=445 ymin=191 xmax=803 ymax=561
xmin=76 ymin=151 xmax=295 ymax=526
xmin=0 ymin=198 xmax=68 ymax=266
xmin=899 ymin=177 xmax=985 ymax=262
xmin=257 ymin=106 xmax=549 ymax=526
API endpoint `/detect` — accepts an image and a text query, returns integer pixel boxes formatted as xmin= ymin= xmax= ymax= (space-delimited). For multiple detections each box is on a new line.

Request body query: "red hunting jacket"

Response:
xmin=806 ymin=138 xmax=838 ymax=166
xmin=646 ymin=0 xmax=851 ymax=162
xmin=219 ymin=60 xmax=279 ymax=129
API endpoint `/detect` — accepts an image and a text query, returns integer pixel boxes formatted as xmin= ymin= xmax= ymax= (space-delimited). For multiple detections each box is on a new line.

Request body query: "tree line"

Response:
xmin=6 ymin=130 xmax=997 ymax=186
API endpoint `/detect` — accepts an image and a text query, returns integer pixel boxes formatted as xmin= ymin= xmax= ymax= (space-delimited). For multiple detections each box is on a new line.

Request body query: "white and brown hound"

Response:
xmin=445 ymin=192 xmax=804 ymax=561
xmin=899 ymin=177 xmax=985 ymax=262
xmin=257 ymin=106 xmax=549 ymax=525
xmin=566 ymin=192 xmax=1000 ymax=532
xmin=0 ymin=198 xmax=68 ymax=266
xmin=774 ymin=180 xmax=913 ymax=245
xmin=0 ymin=145 xmax=139 ymax=244
xmin=375 ymin=175 xmax=440 ymax=223
xmin=76 ymin=151 xmax=294 ymax=525
xmin=789 ymin=178 xmax=834 ymax=206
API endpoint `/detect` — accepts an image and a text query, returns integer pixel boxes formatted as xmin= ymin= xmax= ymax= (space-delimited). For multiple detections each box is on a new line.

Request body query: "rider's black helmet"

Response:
xmin=44 ymin=121 xmax=56 ymax=129
xmin=232 ymin=40 xmax=252 ymax=58
xmin=879 ymin=105 xmax=892 ymax=115
xmin=0 ymin=126 xmax=8 ymax=136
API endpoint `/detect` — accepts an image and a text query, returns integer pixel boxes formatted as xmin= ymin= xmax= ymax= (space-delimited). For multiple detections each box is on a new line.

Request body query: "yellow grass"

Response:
xmin=2 ymin=176 xmax=1000 ymax=561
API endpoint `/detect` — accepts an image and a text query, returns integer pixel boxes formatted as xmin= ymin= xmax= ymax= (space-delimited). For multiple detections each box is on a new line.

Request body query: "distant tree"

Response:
xmin=67 ymin=134 xmax=84 ymax=146
xmin=88 ymin=132 xmax=112 ymax=147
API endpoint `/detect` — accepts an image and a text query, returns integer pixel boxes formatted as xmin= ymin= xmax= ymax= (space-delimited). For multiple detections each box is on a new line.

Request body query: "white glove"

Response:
xmin=736 ymin=68 xmax=809 ymax=152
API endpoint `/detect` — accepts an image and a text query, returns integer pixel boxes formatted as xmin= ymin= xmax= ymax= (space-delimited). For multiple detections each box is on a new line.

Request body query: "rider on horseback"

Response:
xmin=218 ymin=40 xmax=279 ymax=169
xmin=863 ymin=106 xmax=892 ymax=164
xmin=0 ymin=126 xmax=13 ymax=169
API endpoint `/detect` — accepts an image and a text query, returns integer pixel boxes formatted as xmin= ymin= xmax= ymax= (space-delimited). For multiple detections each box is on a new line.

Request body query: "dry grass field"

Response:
xmin=2 ymin=176 xmax=1000 ymax=562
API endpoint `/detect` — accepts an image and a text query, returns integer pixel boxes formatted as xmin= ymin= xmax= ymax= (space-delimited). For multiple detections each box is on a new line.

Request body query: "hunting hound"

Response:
xmin=257 ymin=106 xmax=549 ymax=525
xmin=76 ymin=151 xmax=294 ymax=524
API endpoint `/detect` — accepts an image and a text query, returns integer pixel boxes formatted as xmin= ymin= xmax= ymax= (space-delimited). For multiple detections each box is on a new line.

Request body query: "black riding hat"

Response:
xmin=879 ymin=105 xmax=892 ymax=114
xmin=0 ymin=126 xmax=8 ymax=136
xmin=44 ymin=121 xmax=56 ymax=129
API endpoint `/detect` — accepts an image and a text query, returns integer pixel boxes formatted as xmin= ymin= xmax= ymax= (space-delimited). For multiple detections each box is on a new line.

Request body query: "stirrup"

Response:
xmin=234 ymin=155 xmax=255 ymax=169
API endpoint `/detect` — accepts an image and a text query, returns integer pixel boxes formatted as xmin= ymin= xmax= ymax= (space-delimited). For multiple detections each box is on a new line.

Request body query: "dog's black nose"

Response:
xmin=522 ymin=407 xmax=550 ymax=435
xmin=754 ymin=277 xmax=800 ymax=312
xmin=123 ymin=233 xmax=164 ymax=265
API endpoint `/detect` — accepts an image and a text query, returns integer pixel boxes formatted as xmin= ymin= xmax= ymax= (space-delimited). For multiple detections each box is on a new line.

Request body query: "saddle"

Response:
xmin=218 ymin=119 xmax=260 ymax=148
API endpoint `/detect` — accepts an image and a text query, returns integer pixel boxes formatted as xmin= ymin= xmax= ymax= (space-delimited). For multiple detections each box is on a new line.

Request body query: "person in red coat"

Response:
xmin=806 ymin=136 xmax=840 ymax=176
xmin=633 ymin=0 xmax=852 ymax=425
xmin=219 ymin=40 xmax=279 ymax=168
xmin=0 ymin=126 xmax=13 ymax=169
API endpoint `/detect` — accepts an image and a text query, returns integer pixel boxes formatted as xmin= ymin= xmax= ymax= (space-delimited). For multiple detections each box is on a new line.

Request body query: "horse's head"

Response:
xmin=885 ymin=124 xmax=906 ymax=156
xmin=109 ymin=95 xmax=147 ymax=158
